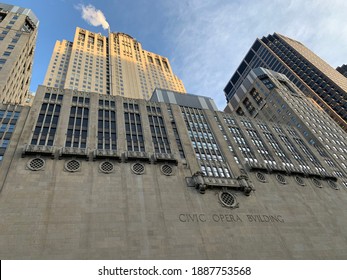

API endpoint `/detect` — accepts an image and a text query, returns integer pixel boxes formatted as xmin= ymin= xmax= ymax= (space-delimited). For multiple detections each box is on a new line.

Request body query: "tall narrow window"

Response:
xmin=124 ymin=101 xmax=144 ymax=152
xmin=31 ymin=93 xmax=63 ymax=146
xmin=167 ymin=105 xmax=185 ymax=159
xmin=147 ymin=106 xmax=171 ymax=154
xmin=97 ymin=100 xmax=116 ymax=150
xmin=65 ymin=96 xmax=89 ymax=148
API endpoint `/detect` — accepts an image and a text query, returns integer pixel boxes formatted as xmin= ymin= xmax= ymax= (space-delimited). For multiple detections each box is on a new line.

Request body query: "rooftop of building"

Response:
xmin=150 ymin=88 xmax=218 ymax=111
xmin=0 ymin=3 xmax=39 ymax=27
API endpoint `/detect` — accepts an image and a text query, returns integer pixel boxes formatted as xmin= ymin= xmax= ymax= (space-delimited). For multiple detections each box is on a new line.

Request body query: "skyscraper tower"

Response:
xmin=225 ymin=67 xmax=347 ymax=173
xmin=336 ymin=64 xmax=347 ymax=78
xmin=0 ymin=3 xmax=38 ymax=105
xmin=224 ymin=33 xmax=347 ymax=131
xmin=43 ymin=27 xmax=186 ymax=99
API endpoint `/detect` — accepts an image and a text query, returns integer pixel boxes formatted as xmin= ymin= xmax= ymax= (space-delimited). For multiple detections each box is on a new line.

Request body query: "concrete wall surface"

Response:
xmin=0 ymin=156 xmax=346 ymax=259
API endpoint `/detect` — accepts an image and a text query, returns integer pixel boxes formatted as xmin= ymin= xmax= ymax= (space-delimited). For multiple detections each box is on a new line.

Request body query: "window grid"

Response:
xmin=147 ymin=107 xmax=171 ymax=154
xmin=293 ymin=138 xmax=326 ymax=173
xmin=246 ymin=129 xmax=277 ymax=165
xmin=0 ymin=108 xmax=20 ymax=160
xmin=314 ymin=144 xmax=328 ymax=157
xmin=124 ymin=101 xmax=144 ymax=152
xmin=31 ymin=93 xmax=63 ymax=146
xmin=98 ymin=109 xmax=116 ymax=150
xmin=224 ymin=115 xmax=237 ymax=126
xmin=260 ymin=76 xmax=275 ymax=89
xmin=226 ymin=124 xmax=258 ymax=163
xmin=279 ymin=135 xmax=310 ymax=171
xmin=242 ymin=97 xmax=256 ymax=115
xmin=334 ymin=171 xmax=343 ymax=178
xmin=217 ymin=115 xmax=240 ymax=165
xmin=249 ymin=88 xmax=264 ymax=105
xmin=263 ymin=131 xmax=294 ymax=167
xmin=181 ymin=107 xmax=231 ymax=178
xmin=99 ymin=99 xmax=116 ymax=108
xmin=258 ymin=123 xmax=270 ymax=132
xmin=167 ymin=105 xmax=185 ymax=159
xmin=66 ymin=96 xmax=89 ymax=148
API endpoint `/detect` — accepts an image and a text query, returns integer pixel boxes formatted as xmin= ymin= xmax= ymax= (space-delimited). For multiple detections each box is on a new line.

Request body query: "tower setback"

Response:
xmin=43 ymin=27 xmax=186 ymax=100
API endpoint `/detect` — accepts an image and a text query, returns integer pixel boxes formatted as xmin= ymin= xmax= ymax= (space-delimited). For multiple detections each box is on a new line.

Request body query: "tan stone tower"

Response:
xmin=0 ymin=4 xmax=38 ymax=105
xmin=43 ymin=27 xmax=186 ymax=99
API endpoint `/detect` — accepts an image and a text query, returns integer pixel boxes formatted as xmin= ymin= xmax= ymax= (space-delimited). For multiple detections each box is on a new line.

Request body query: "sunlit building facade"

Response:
xmin=0 ymin=3 xmax=38 ymax=105
xmin=43 ymin=27 xmax=186 ymax=99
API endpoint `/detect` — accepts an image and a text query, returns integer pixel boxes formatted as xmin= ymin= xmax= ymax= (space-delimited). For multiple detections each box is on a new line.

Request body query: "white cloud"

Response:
xmin=163 ymin=0 xmax=347 ymax=109
xmin=75 ymin=4 xmax=109 ymax=30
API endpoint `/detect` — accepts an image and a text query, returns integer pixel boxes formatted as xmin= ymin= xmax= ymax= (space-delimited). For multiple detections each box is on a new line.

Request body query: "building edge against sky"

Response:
xmin=1 ymin=2 xmax=347 ymax=260
xmin=0 ymin=84 xmax=347 ymax=259
xmin=0 ymin=3 xmax=38 ymax=105
xmin=0 ymin=3 xmax=38 ymax=165
xmin=43 ymin=27 xmax=186 ymax=100
xmin=1 ymin=66 xmax=347 ymax=255
xmin=225 ymin=67 xmax=347 ymax=173
xmin=336 ymin=64 xmax=347 ymax=78
xmin=224 ymin=33 xmax=347 ymax=132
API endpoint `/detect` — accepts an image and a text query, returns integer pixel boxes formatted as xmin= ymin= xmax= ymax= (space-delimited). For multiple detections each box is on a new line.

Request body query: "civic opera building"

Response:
xmin=1 ymin=78 xmax=347 ymax=259
xmin=1 ymin=3 xmax=347 ymax=260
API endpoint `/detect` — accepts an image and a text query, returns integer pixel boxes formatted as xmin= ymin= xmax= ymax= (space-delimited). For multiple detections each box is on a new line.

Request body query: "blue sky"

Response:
xmin=8 ymin=0 xmax=347 ymax=109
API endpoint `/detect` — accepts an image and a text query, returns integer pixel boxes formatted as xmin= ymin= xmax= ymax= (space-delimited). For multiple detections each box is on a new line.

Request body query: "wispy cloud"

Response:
xmin=75 ymin=3 xmax=109 ymax=30
xmin=162 ymin=0 xmax=347 ymax=109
